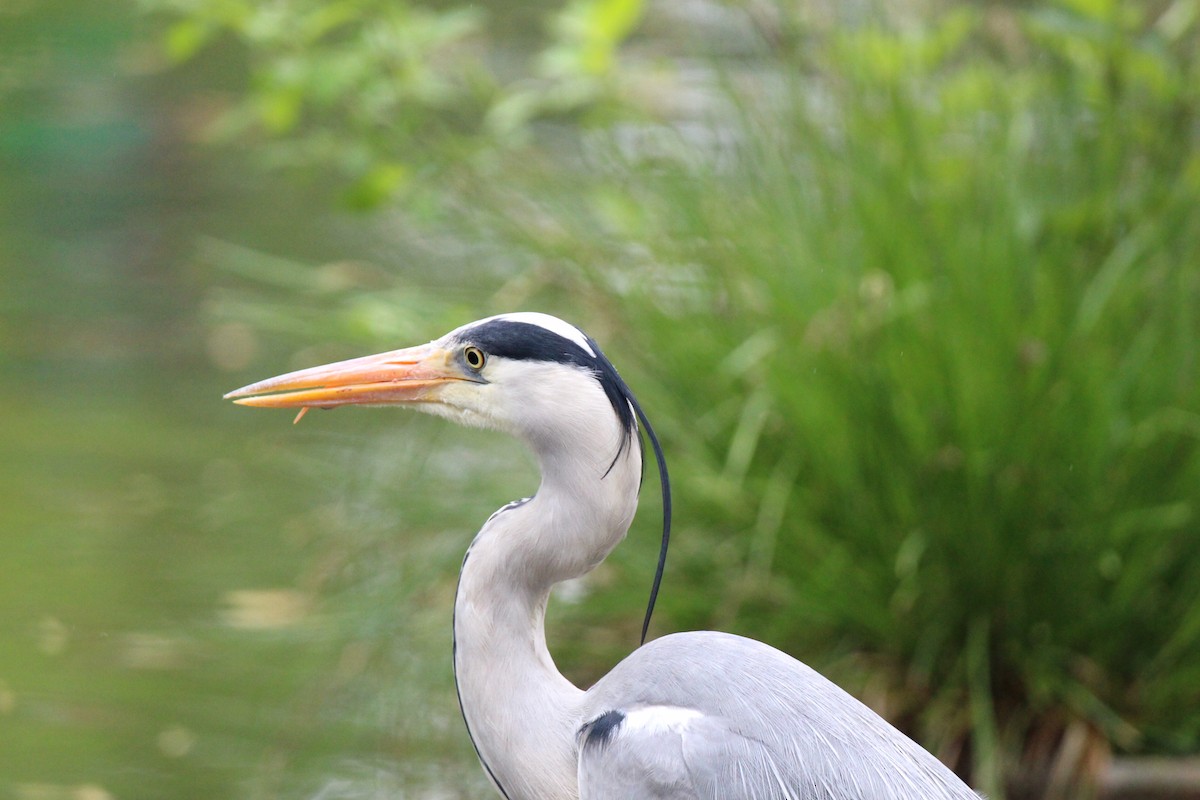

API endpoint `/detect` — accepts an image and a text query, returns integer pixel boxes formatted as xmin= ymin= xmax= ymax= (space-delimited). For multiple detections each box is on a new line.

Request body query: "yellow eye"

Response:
xmin=463 ymin=346 xmax=487 ymax=371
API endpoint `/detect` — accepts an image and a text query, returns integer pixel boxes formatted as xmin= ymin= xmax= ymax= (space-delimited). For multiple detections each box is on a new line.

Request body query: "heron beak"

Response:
xmin=224 ymin=344 xmax=471 ymax=420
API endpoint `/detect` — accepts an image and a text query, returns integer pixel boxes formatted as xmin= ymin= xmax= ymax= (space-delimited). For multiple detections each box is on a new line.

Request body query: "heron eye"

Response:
xmin=463 ymin=346 xmax=487 ymax=371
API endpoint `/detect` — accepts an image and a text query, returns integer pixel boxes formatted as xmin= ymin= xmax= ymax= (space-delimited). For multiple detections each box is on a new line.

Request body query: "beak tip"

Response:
xmin=226 ymin=381 xmax=270 ymax=402
xmin=228 ymin=398 xmax=268 ymax=410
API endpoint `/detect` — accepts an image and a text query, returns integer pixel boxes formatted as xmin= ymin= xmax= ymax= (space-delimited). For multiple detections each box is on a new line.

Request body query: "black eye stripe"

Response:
xmin=462 ymin=320 xmax=591 ymax=366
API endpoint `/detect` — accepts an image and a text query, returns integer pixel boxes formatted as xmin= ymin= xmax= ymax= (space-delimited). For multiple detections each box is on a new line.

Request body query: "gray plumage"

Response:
xmin=226 ymin=312 xmax=979 ymax=800
xmin=578 ymin=632 xmax=973 ymax=799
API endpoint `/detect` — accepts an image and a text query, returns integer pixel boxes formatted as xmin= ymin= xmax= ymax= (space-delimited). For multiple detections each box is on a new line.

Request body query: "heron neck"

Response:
xmin=453 ymin=429 xmax=641 ymax=800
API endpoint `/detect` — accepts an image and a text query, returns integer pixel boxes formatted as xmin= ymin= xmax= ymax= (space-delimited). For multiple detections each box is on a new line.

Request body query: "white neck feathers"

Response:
xmin=452 ymin=382 xmax=641 ymax=800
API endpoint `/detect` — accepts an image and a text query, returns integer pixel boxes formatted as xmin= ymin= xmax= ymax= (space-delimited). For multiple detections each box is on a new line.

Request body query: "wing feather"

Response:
xmin=577 ymin=632 xmax=978 ymax=800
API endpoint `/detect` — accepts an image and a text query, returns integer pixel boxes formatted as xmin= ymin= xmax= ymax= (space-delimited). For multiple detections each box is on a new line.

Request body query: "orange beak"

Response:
xmin=224 ymin=344 xmax=475 ymax=422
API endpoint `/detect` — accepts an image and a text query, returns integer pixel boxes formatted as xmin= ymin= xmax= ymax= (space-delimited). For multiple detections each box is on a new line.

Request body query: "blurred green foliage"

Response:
xmin=142 ymin=0 xmax=645 ymax=208
xmin=152 ymin=0 xmax=1200 ymax=794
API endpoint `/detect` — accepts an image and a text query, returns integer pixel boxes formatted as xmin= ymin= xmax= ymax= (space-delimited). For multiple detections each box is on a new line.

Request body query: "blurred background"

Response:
xmin=1 ymin=0 xmax=1198 ymax=798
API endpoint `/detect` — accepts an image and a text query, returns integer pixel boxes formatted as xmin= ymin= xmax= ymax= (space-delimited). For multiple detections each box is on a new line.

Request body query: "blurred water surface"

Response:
xmin=0 ymin=2 xmax=513 ymax=797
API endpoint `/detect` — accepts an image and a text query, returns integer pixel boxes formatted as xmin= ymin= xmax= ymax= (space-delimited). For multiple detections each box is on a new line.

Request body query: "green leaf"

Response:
xmin=164 ymin=19 xmax=211 ymax=62
xmin=341 ymin=162 xmax=410 ymax=210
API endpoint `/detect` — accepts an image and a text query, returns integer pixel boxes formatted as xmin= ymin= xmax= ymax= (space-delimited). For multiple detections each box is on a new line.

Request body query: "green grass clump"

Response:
xmin=477 ymin=3 xmax=1200 ymax=793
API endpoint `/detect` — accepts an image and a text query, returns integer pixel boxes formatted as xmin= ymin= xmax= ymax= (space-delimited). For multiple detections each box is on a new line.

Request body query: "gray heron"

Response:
xmin=226 ymin=312 xmax=978 ymax=799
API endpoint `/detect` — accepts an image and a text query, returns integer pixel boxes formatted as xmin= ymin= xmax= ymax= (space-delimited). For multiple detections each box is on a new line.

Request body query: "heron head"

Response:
xmin=225 ymin=311 xmax=672 ymax=643
xmin=224 ymin=312 xmax=638 ymax=453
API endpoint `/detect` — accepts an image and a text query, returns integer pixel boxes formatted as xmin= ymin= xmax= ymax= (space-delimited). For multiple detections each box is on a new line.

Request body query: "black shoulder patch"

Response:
xmin=580 ymin=709 xmax=625 ymax=751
